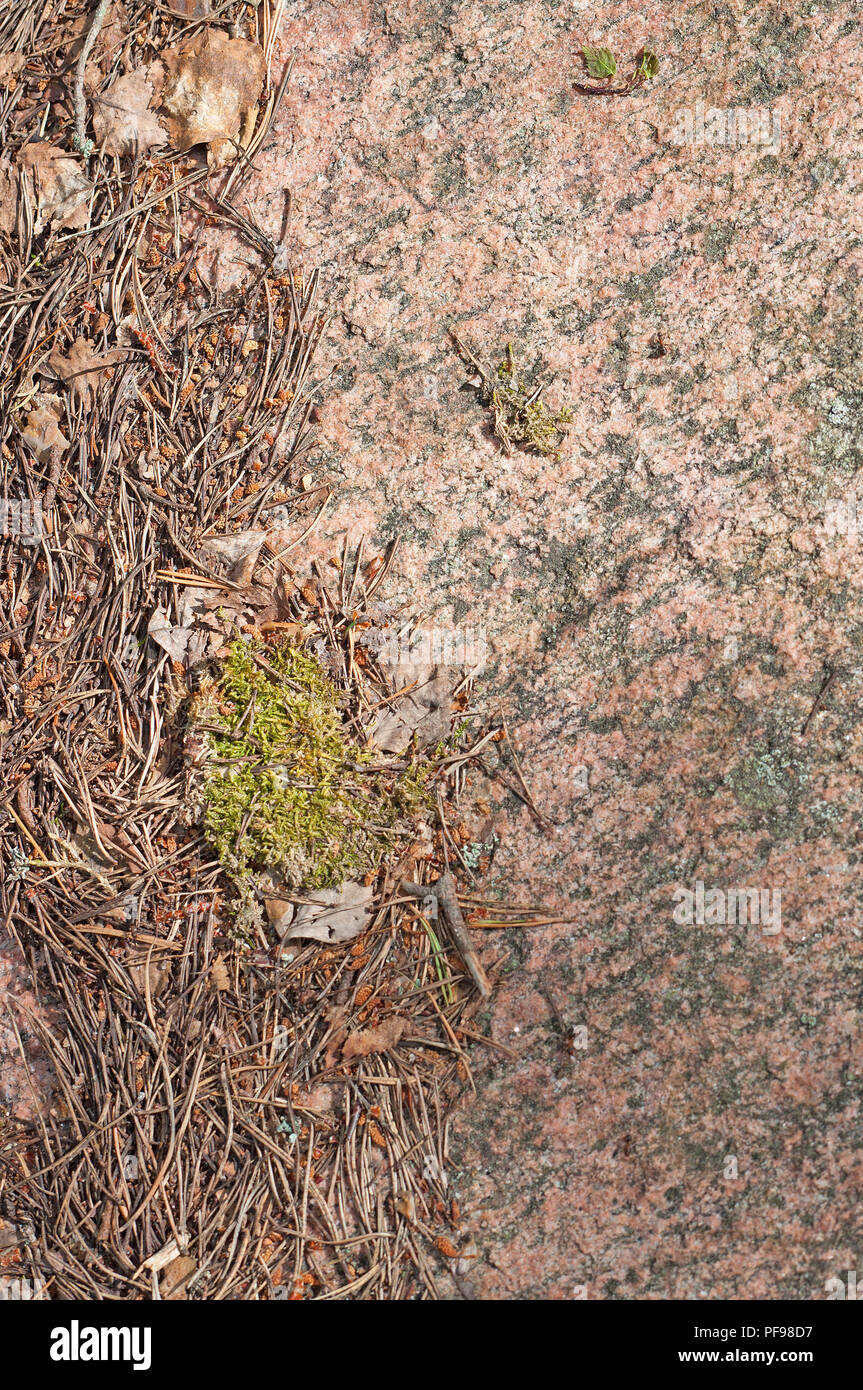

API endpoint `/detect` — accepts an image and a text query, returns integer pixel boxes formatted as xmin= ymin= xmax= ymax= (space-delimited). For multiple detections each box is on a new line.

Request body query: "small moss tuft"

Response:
xmin=198 ymin=640 xmax=430 ymax=892
xmin=491 ymin=344 xmax=573 ymax=457
xmin=453 ymin=335 xmax=572 ymax=459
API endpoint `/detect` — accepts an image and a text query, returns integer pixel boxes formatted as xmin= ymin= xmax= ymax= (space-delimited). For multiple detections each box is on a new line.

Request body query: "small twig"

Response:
xmin=501 ymin=716 xmax=553 ymax=830
xmin=800 ymin=665 xmax=838 ymax=737
xmin=72 ymin=0 xmax=111 ymax=156
xmin=401 ymin=873 xmax=492 ymax=998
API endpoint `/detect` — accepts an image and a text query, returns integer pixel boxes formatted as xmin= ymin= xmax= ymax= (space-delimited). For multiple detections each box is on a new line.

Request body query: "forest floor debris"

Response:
xmin=0 ymin=0 xmax=540 ymax=1299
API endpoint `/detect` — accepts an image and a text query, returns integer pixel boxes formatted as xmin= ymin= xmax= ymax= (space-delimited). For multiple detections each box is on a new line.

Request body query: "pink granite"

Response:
xmin=204 ymin=0 xmax=863 ymax=1297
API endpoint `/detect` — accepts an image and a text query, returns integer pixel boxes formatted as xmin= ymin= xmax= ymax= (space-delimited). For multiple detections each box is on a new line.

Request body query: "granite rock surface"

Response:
xmin=223 ymin=0 xmax=863 ymax=1298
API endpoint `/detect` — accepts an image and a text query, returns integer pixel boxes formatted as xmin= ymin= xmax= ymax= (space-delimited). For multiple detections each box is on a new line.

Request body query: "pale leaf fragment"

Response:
xmin=93 ymin=69 xmax=167 ymax=157
xmin=282 ymin=882 xmax=374 ymax=944
xmin=147 ymin=606 xmax=192 ymax=663
xmin=19 ymin=396 xmax=69 ymax=462
xmin=371 ymin=669 xmax=453 ymax=753
xmin=200 ymin=529 xmax=266 ymax=585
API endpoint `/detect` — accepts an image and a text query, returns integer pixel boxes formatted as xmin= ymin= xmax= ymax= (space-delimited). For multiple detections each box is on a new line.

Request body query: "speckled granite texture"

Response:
xmin=217 ymin=0 xmax=863 ymax=1298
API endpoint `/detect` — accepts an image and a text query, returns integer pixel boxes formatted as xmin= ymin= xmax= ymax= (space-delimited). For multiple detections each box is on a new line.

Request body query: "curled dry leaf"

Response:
xmin=47 ymin=337 xmax=122 ymax=408
xmin=92 ymin=70 xmax=167 ymax=157
xmin=394 ymin=1191 xmax=416 ymax=1224
xmin=19 ymin=396 xmax=69 ymax=462
xmin=342 ymin=1015 xmax=406 ymax=1060
xmin=160 ymin=28 xmax=265 ymax=170
xmin=282 ymin=882 xmax=374 ymax=944
xmin=264 ymin=896 xmax=295 ymax=938
xmin=16 ymin=143 xmax=91 ymax=233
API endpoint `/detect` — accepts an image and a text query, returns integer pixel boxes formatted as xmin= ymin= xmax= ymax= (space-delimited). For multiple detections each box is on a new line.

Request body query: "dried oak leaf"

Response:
xmin=342 ymin=1016 xmax=406 ymax=1061
xmin=92 ymin=69 xmax=167 ymax=157
xmin=47 ymin=336 xmax=122 ymax=407
xmin=19 ymin=396 xmax=69 ymax=462
xmin=160 ymin=28 xmax=265 ymax=169
xmin=16 ymin=143 xmax=91 ymax=233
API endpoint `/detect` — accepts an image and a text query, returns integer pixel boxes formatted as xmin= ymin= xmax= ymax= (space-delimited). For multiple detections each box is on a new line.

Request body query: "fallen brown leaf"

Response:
xmin=0 ymin=53 xmax=25 ymax=86
xmin=210 ymin=954 xmax=229 ymax=992
xmin=128 ymin=960 xmax=169 ymax=999
xmin=70 ymin=0 xmax=130 ymax=79
xmin=16 ymin=143 xmax=91 ymax=233
xmin=92 ymin=69 xmax=167 ymax=157
xmin=160 ymin=28 xmax=265 ymax=169
xmin=159 ymin=1254 xmax=197 ymax=1300
xmin=47 ymin=337 xmax=122 ymax=408
xmin=342 ymin=1016 xmax=406 ymax=1060
xmin=0 ymin=158 xmax=17 ymax=236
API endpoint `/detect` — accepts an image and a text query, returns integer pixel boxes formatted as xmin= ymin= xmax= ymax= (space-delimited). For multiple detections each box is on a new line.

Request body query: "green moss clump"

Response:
xmin=199 ymin=641 xmax=429 ymax=890
xmin=452 ymin=334 xmax=572 ymax=459
xmin=491 ymin=345 xmax=573 ymax=458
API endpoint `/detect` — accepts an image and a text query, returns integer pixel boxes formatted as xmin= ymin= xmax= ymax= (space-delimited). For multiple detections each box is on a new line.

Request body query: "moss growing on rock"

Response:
xmin=199 ymin=640 xmax=429 ymax=891
xmin=451 ymin=334 xmax=572 ymax=459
